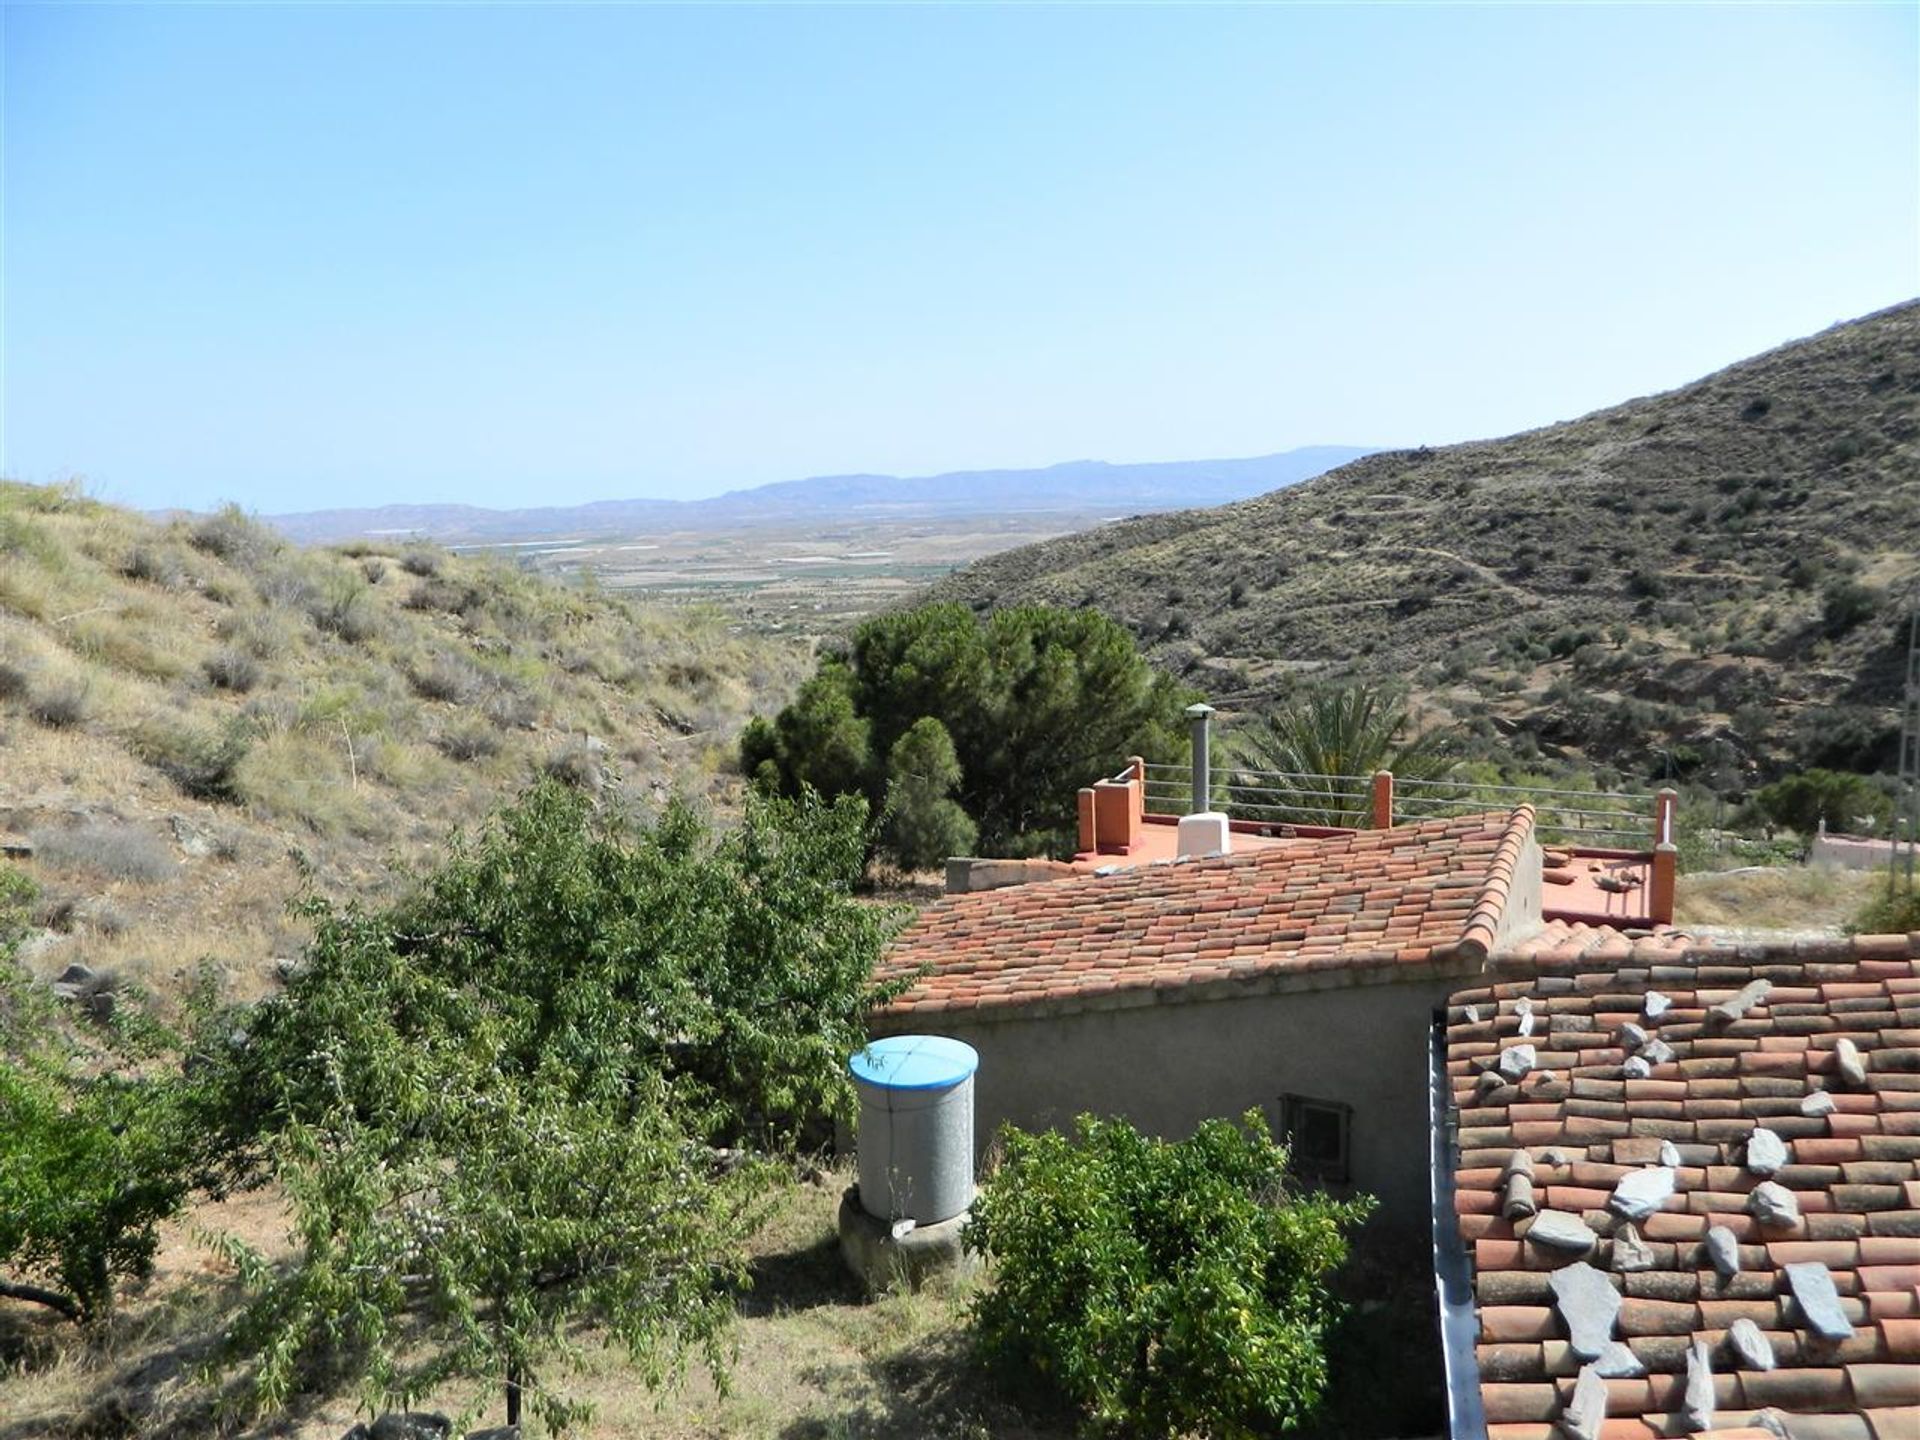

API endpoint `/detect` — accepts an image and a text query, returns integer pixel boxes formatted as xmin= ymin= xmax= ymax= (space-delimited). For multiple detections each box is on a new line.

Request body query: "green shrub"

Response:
xmin=0 ymin=879 xmax=238 ymax=1325
xmin=966 ymin=1112 xmax=1372 ymax=1439
xmin=119 ymin=544 xmax=187 ymax=589
xmin=132 ymin=716 xmax=252 ymax=802
xmin=28 ymin=678 xmax=90 ymax=729
xmin=1852 ymin=889 xmax=1920 ymax=936
xmin=435 ymin=719 xmax=501 ymax=762
xmin=202 ymin=647 xmax=262 ymax=692
xmin=1819 ymin=579 xmax=1878 ymax=637
xmin=188 ymin=504 xmax=280 ymax=569
xmin=309 ymin=573 xmax=381 ymax=644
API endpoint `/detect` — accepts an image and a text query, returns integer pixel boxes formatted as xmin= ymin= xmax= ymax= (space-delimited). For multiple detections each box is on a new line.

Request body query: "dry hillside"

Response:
xmin=0 ymin=481 xmax=809 ymax=1005
xmin=930 ymin=301 xmax=1920 ymax=787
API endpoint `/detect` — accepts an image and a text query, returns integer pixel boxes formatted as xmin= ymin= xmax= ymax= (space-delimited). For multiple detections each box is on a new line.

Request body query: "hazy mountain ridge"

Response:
xmin=264 ymin=447 xmax=1376 ymax=544
xmin=928 ymin=302 xmax=1920 ymax=785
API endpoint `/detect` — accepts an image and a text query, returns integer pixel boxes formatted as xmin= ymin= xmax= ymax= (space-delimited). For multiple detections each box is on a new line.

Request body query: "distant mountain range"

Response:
xmin=264 ymin=447 xmax=1376 ymax=544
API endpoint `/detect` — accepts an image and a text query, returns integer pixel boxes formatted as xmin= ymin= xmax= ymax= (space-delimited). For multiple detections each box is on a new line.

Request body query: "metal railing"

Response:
xmin=1392 ymin=775 xmax=1657 ymax=850
xmin=1142 ymin=761 xmax=1373 ymax=830
xmin=1139 ymin=761 xmax=1667 ymax=851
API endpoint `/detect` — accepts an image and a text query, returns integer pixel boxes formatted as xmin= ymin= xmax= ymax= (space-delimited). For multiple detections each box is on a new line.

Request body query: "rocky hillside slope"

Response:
xmin=929 ymin=301 xmax=1920 ymax=786
xmin=0 ymin=483 xmax=808 ymax=1005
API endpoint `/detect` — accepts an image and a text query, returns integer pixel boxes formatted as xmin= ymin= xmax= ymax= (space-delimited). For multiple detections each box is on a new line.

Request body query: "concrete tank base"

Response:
xmin=837 ymin=1187 xmax=978 ymax=1294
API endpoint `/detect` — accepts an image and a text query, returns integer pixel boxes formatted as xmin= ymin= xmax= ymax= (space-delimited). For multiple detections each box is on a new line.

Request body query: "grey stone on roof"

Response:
xmin=1526 ymin=1209 xmax=1597 ymax=1256
xmin=1783 ymin=1262 xmax=1856 ymax=1341
xmin=1549 ymin=1261 xmax=1620 ymax=1362
xmin=1609 ymin=1166 xmax=1674 ymax=1222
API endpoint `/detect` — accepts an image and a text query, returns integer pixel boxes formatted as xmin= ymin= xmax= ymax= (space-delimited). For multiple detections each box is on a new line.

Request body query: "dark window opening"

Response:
xmin=1280 ymin=1093 xmax=1352 ymax=1183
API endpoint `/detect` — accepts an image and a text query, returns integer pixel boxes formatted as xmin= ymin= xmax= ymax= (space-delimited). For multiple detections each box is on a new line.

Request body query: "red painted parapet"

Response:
xmin=1650 ymin=842 xmax=1677 ymax=926
xmin=1093 ymin=779 xmax=1141 ymax=853
xmin=1371 ymin=770 xmax=1394 ymax=830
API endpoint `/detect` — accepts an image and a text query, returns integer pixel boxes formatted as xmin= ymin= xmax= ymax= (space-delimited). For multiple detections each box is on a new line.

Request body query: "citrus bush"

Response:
xmin=965 ymin=1112 xmax=1374 ymax=1438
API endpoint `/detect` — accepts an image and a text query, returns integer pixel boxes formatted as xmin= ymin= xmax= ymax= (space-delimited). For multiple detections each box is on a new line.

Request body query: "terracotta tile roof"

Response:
xmin=1445 ymin=938 xmax=1920 ymax=1440
xmin=875 ymin=808 xmax=1536 ymax=1020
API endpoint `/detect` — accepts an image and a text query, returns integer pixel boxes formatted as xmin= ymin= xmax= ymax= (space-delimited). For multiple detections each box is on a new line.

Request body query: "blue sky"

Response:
xmin=4 ymin=3 xmax=1915 ymax=513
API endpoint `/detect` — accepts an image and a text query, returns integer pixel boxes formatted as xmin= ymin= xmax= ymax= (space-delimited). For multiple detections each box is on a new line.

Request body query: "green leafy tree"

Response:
xmin=747 ymin=603 xmax=1190 ymax=856
xmin=882 ymin=717 xmax=977 ymax=870
xmin=0 ymin=870 xmax=238 ymax=1324
xmin=751 ymin=662 xmax=872 ymax=800
xmin=212 ymin=781 xmax=904 ymax=1433
xmin=1227 ymin=685 xmax=1454 ymax=826
xmin=966 ymin=1111 xmax=1372 ymax=1439
xmin=1752 ymin=768 xmax=1891 ymax=836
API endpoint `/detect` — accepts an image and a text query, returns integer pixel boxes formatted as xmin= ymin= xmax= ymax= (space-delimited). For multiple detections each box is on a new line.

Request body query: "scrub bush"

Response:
xmin=966 ymin=1111 xmax=1373 ymax=1438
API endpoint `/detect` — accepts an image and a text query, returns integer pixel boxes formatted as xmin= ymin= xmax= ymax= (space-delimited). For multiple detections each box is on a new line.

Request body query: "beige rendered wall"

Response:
xmin=880 ymin=969 xmax=1475 ymax=1230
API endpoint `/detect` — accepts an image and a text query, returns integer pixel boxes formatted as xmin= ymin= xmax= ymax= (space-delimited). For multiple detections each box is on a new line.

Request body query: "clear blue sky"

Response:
xmin=5 ymin=3 xmax=1915 ymax=513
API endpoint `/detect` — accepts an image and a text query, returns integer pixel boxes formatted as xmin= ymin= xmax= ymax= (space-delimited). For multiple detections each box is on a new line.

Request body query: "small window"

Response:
xmin=1280 ymin=1094 xmax=1352 ymax=1183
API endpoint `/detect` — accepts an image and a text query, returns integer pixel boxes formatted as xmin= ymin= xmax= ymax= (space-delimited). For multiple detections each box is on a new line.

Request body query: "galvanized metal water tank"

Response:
xmin=849 ymin=1035 xmax=978 ymax=1225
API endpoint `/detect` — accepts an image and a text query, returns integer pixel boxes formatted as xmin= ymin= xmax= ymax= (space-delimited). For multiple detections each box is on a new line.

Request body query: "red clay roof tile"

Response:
xmin=1447 ymin=939 xmax=1920 ymax=1440
xmin=876 ymin=808 xmax=1535 ymax=1019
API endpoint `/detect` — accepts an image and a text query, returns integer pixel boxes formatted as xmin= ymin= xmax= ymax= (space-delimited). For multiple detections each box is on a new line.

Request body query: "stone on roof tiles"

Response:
xmin=1726 ymin=1316 xmax=1775 ymax=1372
xmin=1562 ymin=1364 xmax=1609 ymax=1440
xmin=1550 ymin=1261 xmax=1621 ymax=1361
xmin=1746 ymin=1128 xmax=1790 ymax=1176
xmin=1527 ymin=1210 xmax=1599 ymax=1255
xmin=1783 ymin=1262 xmax=1857 ymax=1341
xmin=1611 ymin=1167 xmax=1676 ymax=1222
xmin=1749 ymin=1181 xmax=1801 ymax=1228
xmin=1682 ymin=1337 xmax=1716 ymax=1433
xmin=1705 ymin=1225 xmax=1741 ymax=1281
xmin=1459 ymin=950 xmax=1920 ymax=1437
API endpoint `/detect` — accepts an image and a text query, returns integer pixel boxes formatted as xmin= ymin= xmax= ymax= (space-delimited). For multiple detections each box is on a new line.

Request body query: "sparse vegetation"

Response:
xmin=201 ymin=646 xmax=262 ymax=692
xmin=928 ymin=302 xmax=1920 ymax=790
xmin=27 ymin=678 xmax=90 ymax=729
xmin=27 ymin=822 xmax=180 ymax=885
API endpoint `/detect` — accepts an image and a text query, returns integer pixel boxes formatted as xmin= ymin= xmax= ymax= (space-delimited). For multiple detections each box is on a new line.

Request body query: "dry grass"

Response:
xmin=0 ymin=1171 xmax=1062 ymax=1440
xmin=0 ymin=478 xmax=811 ymax=1022
xmin=1674 ymin=862 xmax=1883 ymax=934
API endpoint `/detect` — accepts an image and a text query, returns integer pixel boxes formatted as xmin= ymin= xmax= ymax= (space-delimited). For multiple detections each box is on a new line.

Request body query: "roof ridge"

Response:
xmin=1453 ymin=805 xmax=1537 ymax=964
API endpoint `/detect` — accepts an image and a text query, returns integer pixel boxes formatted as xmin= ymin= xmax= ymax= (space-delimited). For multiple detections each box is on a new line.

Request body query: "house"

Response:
xmin=874 ymin=806 xmax=1544 ymax=1221
xmin=867 ymin=768 xmax=1920 ymax=1438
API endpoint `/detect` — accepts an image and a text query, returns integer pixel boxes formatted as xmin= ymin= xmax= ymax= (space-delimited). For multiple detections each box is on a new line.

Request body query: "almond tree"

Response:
xmin=212 ymin=782 xmax=903 ymax=1432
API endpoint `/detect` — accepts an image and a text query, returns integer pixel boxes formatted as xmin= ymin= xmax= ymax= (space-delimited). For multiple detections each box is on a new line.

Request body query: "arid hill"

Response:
xmin=929 ymin=301 xmax=1920 ymax=786
xmin=0 ymin=483 xmax=807 ymax=1005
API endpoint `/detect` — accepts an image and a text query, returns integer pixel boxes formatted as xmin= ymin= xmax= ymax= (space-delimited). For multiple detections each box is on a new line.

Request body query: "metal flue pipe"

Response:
xmin=1186 ymin=703 xmax=1214 ymax=815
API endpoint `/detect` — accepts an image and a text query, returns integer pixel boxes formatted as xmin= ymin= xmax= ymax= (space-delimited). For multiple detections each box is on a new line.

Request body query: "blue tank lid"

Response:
xmin=849 ymin=1034 xmax=979 ymax=1091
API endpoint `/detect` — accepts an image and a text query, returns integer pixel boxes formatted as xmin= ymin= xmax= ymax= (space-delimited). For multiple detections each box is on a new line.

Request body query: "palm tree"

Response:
xmin=1224 ymin=685 xmax=1454 ymax=827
